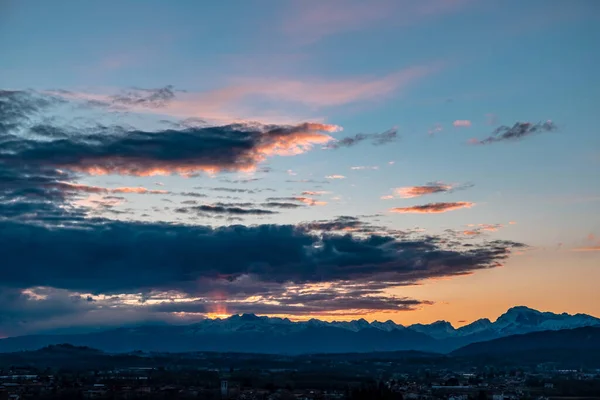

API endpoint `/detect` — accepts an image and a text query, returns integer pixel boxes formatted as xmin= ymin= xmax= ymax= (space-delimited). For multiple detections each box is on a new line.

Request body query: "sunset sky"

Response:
xmin=1 ymin=0 xmax=599 ymax=337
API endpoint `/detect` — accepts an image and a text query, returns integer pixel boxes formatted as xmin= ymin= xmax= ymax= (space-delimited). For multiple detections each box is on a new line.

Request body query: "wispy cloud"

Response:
xmin=462 ymin=223 xmax=503 ymax=236
xmin=57 ymin=182 xmax=169 ymax=195
xmin=326 ymin=128 xmax=398 ymax=149
xmin=390 ymin=202 xmax=475 ymax=214
xmin=428 ymin=123 xmax=443 ymax=136
xmin=301 ymin=191 xmax=328 ymax=196
xmin=471 ymin=121 xmax=557 ymax=144
xmin=350 ymin=166 xmax=379 ymax=170
xmin=52 ymin=67 xmax=434 ymax=124
xmin=325 ymin=175 xmax=346 ymax=180
xmin=282 ymin=0 xmax=470 ymax=44
xmin=266 ymin=197 xmax=327 ymax=206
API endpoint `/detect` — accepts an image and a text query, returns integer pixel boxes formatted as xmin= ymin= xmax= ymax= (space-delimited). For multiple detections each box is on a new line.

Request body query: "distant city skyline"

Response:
xmin=0 ymin=0 xmax=599 ymax=337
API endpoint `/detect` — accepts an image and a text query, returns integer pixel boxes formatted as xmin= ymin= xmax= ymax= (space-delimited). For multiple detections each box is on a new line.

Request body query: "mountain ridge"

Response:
xmin=1 ymin=306 xmax=598 ymax=354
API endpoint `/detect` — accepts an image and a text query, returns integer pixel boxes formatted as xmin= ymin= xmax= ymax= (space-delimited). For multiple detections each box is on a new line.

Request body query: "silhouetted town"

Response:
xmin=1 ymin=346 xmax=599 ymax=399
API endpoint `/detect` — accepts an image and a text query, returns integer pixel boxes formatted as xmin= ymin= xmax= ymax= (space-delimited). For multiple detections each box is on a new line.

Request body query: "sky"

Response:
xmin=0 ymin=0 xmax=599 ymax=337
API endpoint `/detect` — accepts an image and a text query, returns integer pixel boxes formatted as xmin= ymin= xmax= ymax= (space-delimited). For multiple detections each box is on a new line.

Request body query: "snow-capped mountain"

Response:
xmin=492 ymin=306 xmax=600 ymax=335
xmin=408 ymin=321 xmax=456 ymax=339
xmin=456 ymin=318 xmax=493 ymax=336
xmin=409 ymin=306 xmax=600 ymax=340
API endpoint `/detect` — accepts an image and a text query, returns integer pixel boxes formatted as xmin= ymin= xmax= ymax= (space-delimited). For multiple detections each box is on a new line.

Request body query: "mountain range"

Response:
xmin=1 ymin=306 xmax=598 ymax=354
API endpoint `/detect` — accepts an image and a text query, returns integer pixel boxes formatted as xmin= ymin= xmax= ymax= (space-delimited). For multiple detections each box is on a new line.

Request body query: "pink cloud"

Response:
xmin=453 ymin=120 xmax=472 ymax=127
xmin=325 ymin=175 xmax=346 ymax=180
xmin=50 ymin=65 xmax=436 ymax=124
xmin=282 ymin=0 xmax=471 ymax=44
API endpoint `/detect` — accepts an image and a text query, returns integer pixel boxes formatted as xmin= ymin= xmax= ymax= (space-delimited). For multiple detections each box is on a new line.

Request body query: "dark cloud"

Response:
xmin=0 ymin=90 xmax=64 ymax=134
xmin=206 ymin=187 xmax=275 ymax=194
xmin=174 ymin=204 xmax=278 ymax=216
xmin=110 ymin=85 xmax=176 ymax=108
xmin=179 ymin=192 xmax=208 ymax=198
xmin=0 ymin=217 xmax=524 ymax=295
xmin=326 ymin=128 xmax=397 ymax=149
xmin=262 ymin=202 xmax=304 ymax=209
xmin=0 ymin=93 xmax=338 ymax=176
xmin=473 ymin=121 xmax=557 ymax=144
xmin=220 ymin=177 xmax=262 ymax=184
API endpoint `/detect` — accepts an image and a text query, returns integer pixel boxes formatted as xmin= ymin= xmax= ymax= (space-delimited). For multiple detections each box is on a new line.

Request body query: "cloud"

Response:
xmin=261 ymin=202 xmax=305 ymax=209
xmin=453 ymin=120 xmax=472 ymax=127
xmin=109 ymin=86 xmax=177 ymax=108
xmin=282 ymin=0 xmax=470 ymax=44
xmin=174 ymin=204 xmax=278 ymax=216
xmin=1 ymin=119 xmax=338 ymax=177
xmin=301 ymin=191 xmax=328 ymax=196
xmin=385 ymin=182 xmax=473 ymax=199
xmin=57 ymin=182 xmax=169 ymax=195
xmin=350 ymin=166 xmax=379 ymax=170
xmin=265 ymin=197 xmax=327 ymax=206
xmin=572 ymin=246 xmax=600 ymax=252
xmin=325 ymin=175 xmax=346 ymax=179
xmin=461 ymin=224 xmax=503 ymax=236
xmin=326 ymin=128 xmax=397 ymax=149
xmin=390 ymin=202 xmax=475 ymax=214
xmin=51 ymin=67 xmax=434 ymax=124
xmin=572 ymin=233 xmax=600 ymax=252
xmin=472 ymin=121 xmax=557 ymax=144
xmin=0 ymin=218 xmax=523 ymax=296
xmin=395 ymin=182 xmax=453 ymax=198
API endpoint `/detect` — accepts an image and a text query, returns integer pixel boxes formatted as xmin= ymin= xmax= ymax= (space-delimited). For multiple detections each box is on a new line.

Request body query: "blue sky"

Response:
xmin=0 ymin=0 xmax=599 ymax=336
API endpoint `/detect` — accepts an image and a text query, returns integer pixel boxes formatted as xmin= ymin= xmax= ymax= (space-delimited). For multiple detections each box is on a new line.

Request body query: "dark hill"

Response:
xmin=450 ymin=327 xmax=600 ymax=357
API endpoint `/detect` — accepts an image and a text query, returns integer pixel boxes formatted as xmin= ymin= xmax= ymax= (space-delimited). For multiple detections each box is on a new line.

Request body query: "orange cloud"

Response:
xmin=395 ymin=182 xmax=454 ymax=198
xmin=572 ymin=246 xmax=600 ymax=252
xmin=390 ymin=202 xmax=475 ymax=214
xmin=461 ymin=223 xmax=503 ymax=236
xmin=572 ymin=234 xmax=600 ymax=251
